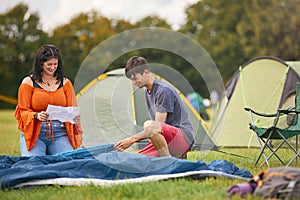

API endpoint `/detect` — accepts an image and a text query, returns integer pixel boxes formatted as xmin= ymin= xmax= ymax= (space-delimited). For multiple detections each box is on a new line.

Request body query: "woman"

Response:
xmin=15 ymin=44 xmax=83 ymax=156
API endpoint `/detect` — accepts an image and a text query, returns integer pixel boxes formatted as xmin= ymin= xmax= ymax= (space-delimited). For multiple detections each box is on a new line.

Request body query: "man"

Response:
xmin=114 ymin=56 xmax=194 ymax=158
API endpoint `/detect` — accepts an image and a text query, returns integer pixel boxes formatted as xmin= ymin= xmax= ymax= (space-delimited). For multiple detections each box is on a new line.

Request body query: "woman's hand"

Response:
xmin=36 ymin=111 xmax=49 ymax=121
xmin=73 ymin=114 xmax=81 ymax=124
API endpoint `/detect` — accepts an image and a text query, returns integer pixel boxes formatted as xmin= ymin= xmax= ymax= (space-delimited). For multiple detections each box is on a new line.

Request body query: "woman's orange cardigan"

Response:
xmin=14 ymin=80 xmax=83 ymax=151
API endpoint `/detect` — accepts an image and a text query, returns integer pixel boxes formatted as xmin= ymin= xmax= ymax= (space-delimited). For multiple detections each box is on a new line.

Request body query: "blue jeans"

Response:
xmin=20 ymin=120 xmax=73 ymax=156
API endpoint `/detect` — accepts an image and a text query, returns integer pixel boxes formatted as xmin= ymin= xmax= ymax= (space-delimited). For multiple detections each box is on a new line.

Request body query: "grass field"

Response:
xmin=0 ymin=110 xmax=20 ymax=155
xmin=0 ymin=110 xmax=299 ymax=200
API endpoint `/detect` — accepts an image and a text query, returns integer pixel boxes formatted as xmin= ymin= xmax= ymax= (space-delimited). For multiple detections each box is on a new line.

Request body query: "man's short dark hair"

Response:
xmin=125 ymin=56 xmax=150 ymax=79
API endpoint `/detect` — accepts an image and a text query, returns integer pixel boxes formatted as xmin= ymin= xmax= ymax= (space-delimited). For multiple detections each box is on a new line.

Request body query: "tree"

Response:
xmin=182 ymin=0 xmax=300 ymax=84
xmin=237 ymin=0 xmax=300 ymax=61
xmin=134 ymin=15 xmax=171 ymax=28
xmin=0 ymin=3 xmax=48 ymax=108
xmin=50 ymin=11 xmax=119 ymax=86
xmin=182 ymin=0 xmax=248 ymax=83
xmin=108 ymin=17 xmax=205 ymax=95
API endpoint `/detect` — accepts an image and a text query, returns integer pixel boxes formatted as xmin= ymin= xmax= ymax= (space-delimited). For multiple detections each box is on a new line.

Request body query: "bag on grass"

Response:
xmin=252 ymin=167 xmax=300 ymax=199
xmin=227 ymin=167 xmax=300 ymax=200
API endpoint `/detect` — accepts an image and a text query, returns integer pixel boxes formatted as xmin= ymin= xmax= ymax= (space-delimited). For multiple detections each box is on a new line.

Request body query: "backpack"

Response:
xmin=227 ymin=167 xmax=300 ymax=199
xmin=252 ymin=167 xmax=300 ymax=199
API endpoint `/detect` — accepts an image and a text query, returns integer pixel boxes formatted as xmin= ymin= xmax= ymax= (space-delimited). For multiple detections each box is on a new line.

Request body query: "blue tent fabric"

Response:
xmin=0 ymin=144 xmax=252 ymax=189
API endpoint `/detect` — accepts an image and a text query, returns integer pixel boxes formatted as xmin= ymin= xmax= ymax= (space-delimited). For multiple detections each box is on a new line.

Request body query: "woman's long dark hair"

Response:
xmin=29 ymin=44 xmax=64 ymax=83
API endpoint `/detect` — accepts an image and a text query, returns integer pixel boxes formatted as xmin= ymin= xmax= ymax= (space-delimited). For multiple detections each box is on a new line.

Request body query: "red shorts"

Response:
xmin=138 ymin=123 xmax=190 ymax=157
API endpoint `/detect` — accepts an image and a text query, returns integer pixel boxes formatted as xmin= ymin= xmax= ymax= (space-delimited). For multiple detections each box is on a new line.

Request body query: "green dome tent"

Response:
xmin=212 ymin=56 xmax=300 ymax=147
xmin=76 ymin=68 xmax=216 ymax=150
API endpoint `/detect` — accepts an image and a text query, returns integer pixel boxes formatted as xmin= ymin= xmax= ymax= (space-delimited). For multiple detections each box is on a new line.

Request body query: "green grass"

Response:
xmin=0 ymin=110 xmax=20 ymax=155
xmin=0 ymin=110 xmax=299 ymax=200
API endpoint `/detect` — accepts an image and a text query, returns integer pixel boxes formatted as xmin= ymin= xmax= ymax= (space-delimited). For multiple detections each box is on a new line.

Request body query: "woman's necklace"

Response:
xmin=43 ymin=81 xmax=51 ymax=86
xmin=42 ymin=79 xmax=56 ymax=87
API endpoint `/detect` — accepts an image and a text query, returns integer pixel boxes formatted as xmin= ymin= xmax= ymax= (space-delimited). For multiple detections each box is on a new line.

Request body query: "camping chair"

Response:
xmin=245 ymin=82 xmax=300 ymax=167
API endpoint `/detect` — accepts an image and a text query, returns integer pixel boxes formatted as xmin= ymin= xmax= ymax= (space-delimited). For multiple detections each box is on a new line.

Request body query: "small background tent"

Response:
xmin=212 ymin=56 xmax=300 ymax=147
xmin=186 ymin=92 xmax=210 ymax=121
xmin=76 ymin=68 xmax=216 ymax=150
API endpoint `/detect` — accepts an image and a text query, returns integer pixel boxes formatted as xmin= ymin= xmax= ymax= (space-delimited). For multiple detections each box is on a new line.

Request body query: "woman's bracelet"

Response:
xmin=34 ymin=113 xmax=39 ymax=120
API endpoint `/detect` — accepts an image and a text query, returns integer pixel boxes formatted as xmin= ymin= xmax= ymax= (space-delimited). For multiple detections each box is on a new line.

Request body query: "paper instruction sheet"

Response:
xmin=46 ymin=105 xmax=80 ymax=124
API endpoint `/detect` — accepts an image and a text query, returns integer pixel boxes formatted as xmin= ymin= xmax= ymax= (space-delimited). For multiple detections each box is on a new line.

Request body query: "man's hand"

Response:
xmin=114 ymin=137 xmax=135 ymax=152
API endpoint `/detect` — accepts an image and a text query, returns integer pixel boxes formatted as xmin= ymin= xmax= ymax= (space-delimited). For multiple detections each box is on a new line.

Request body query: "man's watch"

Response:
xmin=34 ymin=113 xmax=38 ymax=120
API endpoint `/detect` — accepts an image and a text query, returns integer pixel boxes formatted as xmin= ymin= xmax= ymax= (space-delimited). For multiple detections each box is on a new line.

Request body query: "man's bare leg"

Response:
xmin=144 ymin=120 xmax=170 ymax=157
xmin=150 ymin=133 xmax=170 ymax=157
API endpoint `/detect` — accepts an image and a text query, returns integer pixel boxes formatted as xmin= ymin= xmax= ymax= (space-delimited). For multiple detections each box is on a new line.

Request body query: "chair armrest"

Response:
xmin=278 ymin=107 xmax=300 ymax=114
xmin=244 ymin=108 xmax=277 ymax=117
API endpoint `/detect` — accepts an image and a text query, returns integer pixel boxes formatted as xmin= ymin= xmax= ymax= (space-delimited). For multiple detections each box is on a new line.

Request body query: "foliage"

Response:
xmin=0 ymin=3 xmax=48 ymax=108
xmin=50 ymin=11 xmax=117 ymax=85
xmin=1 ymin=1 xmax=300 ymax=108
xmin=182 ymin=0 xmax=248 ymax=82
xmin=182 ymin=0 xmax=300 ymax=83
xmin=237 ymin=0 xmax=300 ymax=61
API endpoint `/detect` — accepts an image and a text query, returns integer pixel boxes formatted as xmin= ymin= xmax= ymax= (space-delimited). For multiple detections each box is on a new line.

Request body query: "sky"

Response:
xmin=0 ymin=0 xmax=199 ymax=33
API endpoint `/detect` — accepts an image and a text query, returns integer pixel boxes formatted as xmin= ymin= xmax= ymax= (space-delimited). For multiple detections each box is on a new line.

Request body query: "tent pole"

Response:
xmin=130 ymin=81 xmax=137 ymax=127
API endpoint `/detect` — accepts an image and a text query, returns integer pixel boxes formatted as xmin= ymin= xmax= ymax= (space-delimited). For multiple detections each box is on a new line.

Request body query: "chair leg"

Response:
xmin=256 ymin=132 xmax=286 ymax=167
xmin=297 ymin=135 xmax=299 ymax=164
xmin=254 ymin=130 xmax=300 ymax=167
xmin=259 ymin=141 xmax=286 ymax=168
xmin=286 ymin=135 xmax=300 ymax=166
xmin=255 ymin=136 xmax=271 ymax=167
xmin=286 ymin=151 xmax=300 ymax=166
xmin=277 ymin=132 xmax=300 ymax=166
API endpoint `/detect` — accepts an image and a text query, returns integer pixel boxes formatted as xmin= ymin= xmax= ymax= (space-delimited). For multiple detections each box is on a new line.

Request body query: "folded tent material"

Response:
xmin=0 ymin=144 xmax=252 ymax=189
